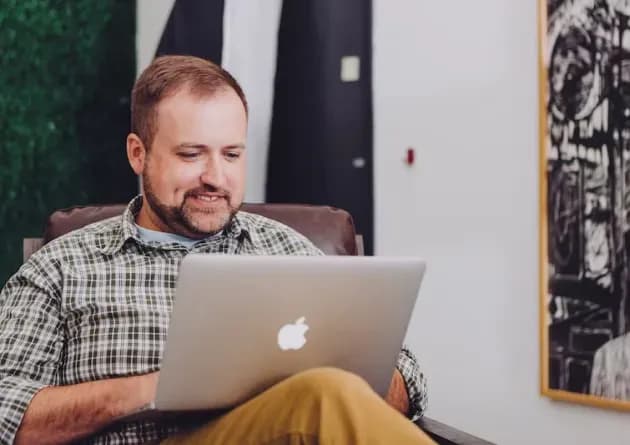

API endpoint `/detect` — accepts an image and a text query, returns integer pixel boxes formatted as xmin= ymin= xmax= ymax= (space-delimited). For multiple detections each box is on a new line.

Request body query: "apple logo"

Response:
xmin=277 ymin=317 xmax=309 ymax=351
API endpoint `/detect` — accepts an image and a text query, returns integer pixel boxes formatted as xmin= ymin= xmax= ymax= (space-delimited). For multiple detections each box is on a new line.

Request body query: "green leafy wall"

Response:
xmin=0 ymin=0 xmax=137 ymax=283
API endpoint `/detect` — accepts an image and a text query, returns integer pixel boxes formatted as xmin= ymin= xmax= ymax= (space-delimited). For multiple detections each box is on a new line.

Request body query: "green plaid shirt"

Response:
xmin=0 ymin=196 xmax=427 ymax=444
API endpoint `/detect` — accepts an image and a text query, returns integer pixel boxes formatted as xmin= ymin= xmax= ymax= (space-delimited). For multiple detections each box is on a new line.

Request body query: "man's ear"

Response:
xmin=127 ymin=133 xmax=147 ymax=175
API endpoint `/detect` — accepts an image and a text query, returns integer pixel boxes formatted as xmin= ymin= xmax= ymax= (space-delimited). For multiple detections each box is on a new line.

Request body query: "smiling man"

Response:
xmin=130 ymin=68 xmax=248 ymax=239
xmin=0 ymin=56 xmax=431 ymax=444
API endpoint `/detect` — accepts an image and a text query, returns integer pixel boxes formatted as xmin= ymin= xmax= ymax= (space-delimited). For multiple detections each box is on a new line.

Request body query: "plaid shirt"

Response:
xmin=0 ymin=196 xmax=427 ymax=444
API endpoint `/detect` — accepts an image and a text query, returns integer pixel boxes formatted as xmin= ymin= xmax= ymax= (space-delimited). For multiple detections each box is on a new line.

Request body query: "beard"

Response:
xmin=142 ymin=171 xmax=240 ymax=239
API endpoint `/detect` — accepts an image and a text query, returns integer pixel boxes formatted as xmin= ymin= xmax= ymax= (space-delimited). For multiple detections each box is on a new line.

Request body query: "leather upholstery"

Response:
xmin=43 ymin=202 xmax=359 ymax=256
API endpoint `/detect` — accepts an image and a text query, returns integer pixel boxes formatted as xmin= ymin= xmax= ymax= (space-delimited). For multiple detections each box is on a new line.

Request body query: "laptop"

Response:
xmin=118 ymin=255 xmax=426 ymax=421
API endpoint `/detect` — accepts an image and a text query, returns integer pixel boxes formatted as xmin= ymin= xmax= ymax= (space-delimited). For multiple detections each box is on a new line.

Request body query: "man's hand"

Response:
xmin=385 ymin=369 xmax=409 ymax=415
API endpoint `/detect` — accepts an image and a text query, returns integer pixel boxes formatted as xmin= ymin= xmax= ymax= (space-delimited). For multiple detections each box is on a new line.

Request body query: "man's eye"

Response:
xmin=178 ymin=152 xmax=199 ymax=159
xmin=225 ymin=152 xmax=241 ymax=160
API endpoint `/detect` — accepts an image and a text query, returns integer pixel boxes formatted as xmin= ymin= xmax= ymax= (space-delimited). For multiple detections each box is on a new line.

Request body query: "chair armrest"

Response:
xmin=415 ymin=417 xmax=495 ymax=445
xmin=23 ymin=238 xmax=44 ymax=262
xmin=355 ymin=235 xmax=364 ymax=256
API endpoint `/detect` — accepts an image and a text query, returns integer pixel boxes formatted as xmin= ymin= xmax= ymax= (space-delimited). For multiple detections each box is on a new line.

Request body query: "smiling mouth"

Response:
xmin=193 ymin=195 xmax=223 ymax=202
xmin=187 ymin=194 xmax=229 ymax=207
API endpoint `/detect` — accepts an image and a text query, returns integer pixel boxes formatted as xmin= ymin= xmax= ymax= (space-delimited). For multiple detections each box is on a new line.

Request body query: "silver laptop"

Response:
xmin=120 ymin=255 xmax=426 ymax=421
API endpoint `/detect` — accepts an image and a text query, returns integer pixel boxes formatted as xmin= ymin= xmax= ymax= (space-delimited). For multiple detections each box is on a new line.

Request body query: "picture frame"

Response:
xmin=540 ymin=0 xmax=630 ymax=411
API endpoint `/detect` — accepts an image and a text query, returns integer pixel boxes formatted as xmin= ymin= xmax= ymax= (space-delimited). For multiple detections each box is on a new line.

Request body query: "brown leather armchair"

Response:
xmin=22 ymin=203 xmax=493 ymax=445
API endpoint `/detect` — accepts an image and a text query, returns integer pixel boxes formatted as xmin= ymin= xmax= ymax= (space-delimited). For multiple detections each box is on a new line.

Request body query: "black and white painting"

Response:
xmin=542 ymin=0 xmax=630 ymax=409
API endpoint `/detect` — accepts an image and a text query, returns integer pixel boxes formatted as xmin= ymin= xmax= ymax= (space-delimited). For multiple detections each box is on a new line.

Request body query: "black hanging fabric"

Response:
xmin=266 ymin=0 xmax=374 ymax=254
xmin=155 ymin=0 xmax=225 ymax=65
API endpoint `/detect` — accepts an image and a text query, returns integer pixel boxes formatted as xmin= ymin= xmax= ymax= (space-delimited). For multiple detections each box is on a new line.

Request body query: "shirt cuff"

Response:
xmin=396 ymin=345 xmax=428 ymax=420
xmin=0 ymin=376 xmax=48 ymax=444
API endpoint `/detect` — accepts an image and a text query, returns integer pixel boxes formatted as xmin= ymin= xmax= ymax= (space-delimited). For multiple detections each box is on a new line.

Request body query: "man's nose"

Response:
xmin=200 ymin=156 xmax=225 ymax=187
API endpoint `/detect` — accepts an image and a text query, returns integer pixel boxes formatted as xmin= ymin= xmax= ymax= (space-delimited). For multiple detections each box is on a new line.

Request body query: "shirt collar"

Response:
xmin=95 ymin=196 xmax=142 ymax=255
xmin=98 ymin=196 xmax=252 ymax=255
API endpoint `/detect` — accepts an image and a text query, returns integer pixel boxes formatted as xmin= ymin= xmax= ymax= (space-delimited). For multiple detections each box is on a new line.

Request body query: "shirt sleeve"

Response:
xmin=396 ymin=344 xmax=428 ymax=420
xmin=0 ymin=252 xmax=64 ymax=444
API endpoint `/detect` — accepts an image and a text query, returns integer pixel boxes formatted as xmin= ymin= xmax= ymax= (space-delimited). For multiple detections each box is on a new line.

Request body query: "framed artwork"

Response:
xmin=540 ymin=0 xmax=630 ymax=410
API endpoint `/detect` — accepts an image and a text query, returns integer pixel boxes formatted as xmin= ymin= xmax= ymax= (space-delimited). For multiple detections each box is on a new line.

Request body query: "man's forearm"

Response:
xmin=15 ymin=373 xmax=157 ymax=445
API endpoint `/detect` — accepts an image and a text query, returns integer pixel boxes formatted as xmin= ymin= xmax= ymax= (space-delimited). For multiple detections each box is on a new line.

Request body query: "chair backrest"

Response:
xmin=41 ymin=203 xmax=360 ymax=256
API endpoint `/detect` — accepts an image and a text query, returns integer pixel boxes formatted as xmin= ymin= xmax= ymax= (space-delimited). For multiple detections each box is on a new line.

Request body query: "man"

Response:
xmin=590 ymin=331 xmax=630 ymax=400
xmin=0 ymin=55 xmax=432 ymax=444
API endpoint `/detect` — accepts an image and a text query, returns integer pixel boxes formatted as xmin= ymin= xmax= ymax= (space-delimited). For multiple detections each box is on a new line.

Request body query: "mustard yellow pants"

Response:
xmin=162 ymin=367 xmax=436 ymax=445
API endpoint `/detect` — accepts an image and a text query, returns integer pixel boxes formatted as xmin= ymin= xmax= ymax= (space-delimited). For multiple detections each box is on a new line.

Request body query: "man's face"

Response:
xmin=133 ymin=87 xmax=247 ymax=238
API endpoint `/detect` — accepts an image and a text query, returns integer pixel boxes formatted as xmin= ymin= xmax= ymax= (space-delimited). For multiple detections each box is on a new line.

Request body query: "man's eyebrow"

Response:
xmin=177 ymin=143 xmax=208 ymax=149
xmin=176 ymin=143 xmax=246 ymax=149
xmin=224 ymin=143 xmax=246 ymax=150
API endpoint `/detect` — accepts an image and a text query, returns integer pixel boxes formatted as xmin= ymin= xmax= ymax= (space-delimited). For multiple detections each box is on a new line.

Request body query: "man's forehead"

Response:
xmin=154 ymin=89 xmax=247 ymax=132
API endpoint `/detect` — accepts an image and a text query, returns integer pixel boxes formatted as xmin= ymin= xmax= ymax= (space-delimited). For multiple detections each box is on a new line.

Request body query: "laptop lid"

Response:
xmin=155 ymin=255 xmax=426 ymax=411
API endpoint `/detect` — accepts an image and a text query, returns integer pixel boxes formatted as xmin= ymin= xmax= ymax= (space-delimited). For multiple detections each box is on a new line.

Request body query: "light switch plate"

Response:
xmin=340 ymin=56 xmax=360 ymax=82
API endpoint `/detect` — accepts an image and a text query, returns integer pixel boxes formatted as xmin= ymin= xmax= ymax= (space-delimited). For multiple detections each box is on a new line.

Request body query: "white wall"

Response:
xmin=221 ymin=0 xmax=282 ymax=203
xmin=136 ymin=0 xmax=175 ymax=75
xmin=373 ymin=1 xmax=630 ymax=444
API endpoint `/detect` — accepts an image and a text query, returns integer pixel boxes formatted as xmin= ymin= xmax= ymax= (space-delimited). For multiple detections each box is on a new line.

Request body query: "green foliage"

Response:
xmin=0 ymin=0 xmax=137 ymax=283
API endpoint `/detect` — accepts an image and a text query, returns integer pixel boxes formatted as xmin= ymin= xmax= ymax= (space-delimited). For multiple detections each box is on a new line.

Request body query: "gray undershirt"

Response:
xmin=135 ymin=224 xmax=222 ymax=248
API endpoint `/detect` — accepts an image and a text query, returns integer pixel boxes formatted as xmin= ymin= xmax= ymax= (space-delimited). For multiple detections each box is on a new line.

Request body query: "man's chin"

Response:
xmin=183 ymin=215 xmax=231 ymax=237
xmin=181 ymin=200 xmax=239 ymax=235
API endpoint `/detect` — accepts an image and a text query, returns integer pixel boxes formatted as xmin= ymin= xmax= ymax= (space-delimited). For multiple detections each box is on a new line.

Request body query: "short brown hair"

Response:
xmin=131 ymin=55 xmax=248 ymax=149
